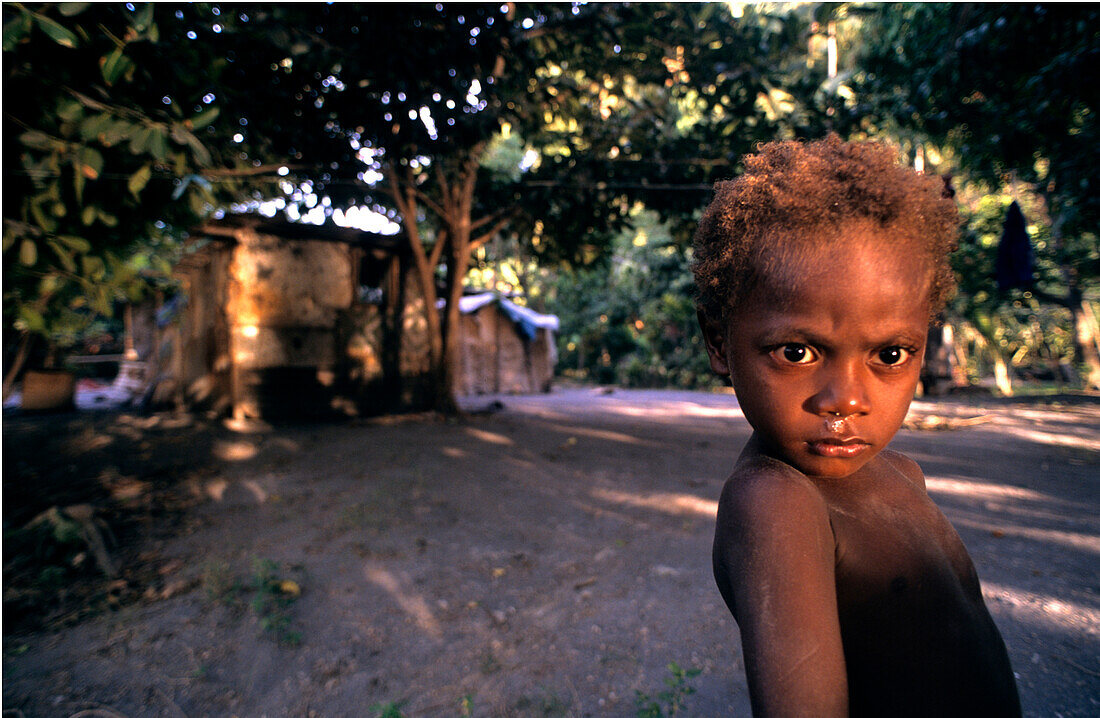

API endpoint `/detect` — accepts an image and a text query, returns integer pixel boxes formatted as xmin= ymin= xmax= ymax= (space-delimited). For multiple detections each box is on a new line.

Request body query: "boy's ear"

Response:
xmin=698 ymin=309 xmax=732 ymax=377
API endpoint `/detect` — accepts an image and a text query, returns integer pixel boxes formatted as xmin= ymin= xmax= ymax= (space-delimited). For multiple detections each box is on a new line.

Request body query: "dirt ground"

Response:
xmin=3 ymin=387 xmax=1099 ymax=717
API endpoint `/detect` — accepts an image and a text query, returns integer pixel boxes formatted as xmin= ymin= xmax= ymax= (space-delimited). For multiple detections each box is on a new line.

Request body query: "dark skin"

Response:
xmin=702 ymin=224 xmax=1021 ymax=717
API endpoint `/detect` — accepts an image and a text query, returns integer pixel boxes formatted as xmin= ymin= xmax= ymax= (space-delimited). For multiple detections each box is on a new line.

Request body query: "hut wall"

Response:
xmin=457 ymin=307 xmax=499 ymax=396
xmin=455 ymin=304 xmax=556 ymax=396
xmin=529 ymin=327 xmax=557 ymax=393
xmin=494 ymin=312 xmax=534 ymax=394
xmin=175 ymin=246 xmax=233 ymax=412
xmin=226 ymin=229 xmax=353 ymax=419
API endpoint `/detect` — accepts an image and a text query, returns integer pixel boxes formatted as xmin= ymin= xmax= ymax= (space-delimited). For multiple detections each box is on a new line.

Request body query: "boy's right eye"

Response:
xmin=772 ymin=343 xmax=817 ymax=365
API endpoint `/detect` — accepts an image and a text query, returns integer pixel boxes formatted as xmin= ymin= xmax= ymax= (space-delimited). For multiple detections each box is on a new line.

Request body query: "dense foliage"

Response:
xmin=3 ymin=3 xmax=226 ymax=376
xmin=4 ymin=2 xmax=1097 ymax=401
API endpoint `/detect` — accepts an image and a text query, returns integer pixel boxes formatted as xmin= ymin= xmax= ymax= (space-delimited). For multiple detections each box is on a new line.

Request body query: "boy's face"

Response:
xmin=702 ymin=224 xmax=931 ymax=479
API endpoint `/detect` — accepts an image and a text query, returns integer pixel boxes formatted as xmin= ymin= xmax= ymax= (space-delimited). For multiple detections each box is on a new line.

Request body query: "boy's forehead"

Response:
xmin=747 ymin=222 xmax=933 ymax=306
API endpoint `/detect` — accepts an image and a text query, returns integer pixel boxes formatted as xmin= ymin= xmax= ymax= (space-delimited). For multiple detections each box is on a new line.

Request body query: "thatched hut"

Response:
xmin=158 ymin=217 xmax=557 ymax=420
xmin=455 ymin=293 xmax=558 ymax=396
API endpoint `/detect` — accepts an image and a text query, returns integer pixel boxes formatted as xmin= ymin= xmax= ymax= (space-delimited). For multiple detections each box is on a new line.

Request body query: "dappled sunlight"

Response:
xmin=463 ymin=426 xmax=514 ymax=446
xmin=590 ymin=487 xmax=718 ymax=518
xmin=203 ymin=478 xmax=228 ymax=502
xmin=442 ymin=446 xmax=469 ymax=459
xmin=242 ymin=479 xmax=268 ymax=503
xmin=925 ymin=477 xmax=1050 ymax=503
xmin=998 ymin=423 xmax=1100 ymax=452
xmin=597 ymin=398 xmax=745 ymax=422
xmin=983 ymin=581 xmax=1100 ymax=636
xmin=542 ymin=421 xmax=655 ymax=446
xmin=952 ymin=516 xmax=1100 ymax=556
xmin=194 ymin=476 xmax=270 ymax=504
xmin=212 ymin=438 xmax=259 ymax=461
xmin=364 ymin=564 xmax=443 ymax=642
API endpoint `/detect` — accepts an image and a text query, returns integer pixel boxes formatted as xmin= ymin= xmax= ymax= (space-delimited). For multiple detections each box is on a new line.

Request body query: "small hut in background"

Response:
xmin=455 ymin=293 xmax=558 ymax=396
xmin=154 ymin=217 xmax=557 ymax=420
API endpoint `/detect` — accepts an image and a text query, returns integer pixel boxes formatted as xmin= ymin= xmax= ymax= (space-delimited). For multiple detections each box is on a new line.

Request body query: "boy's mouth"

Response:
xmin=807 ymin=436 xmax=871 ymax=458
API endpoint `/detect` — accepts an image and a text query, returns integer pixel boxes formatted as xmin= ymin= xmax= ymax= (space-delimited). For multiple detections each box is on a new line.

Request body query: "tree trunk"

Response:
xmin=921 ymin=323 xmax=957 ymax=396
xmin=1071 ymin=290 xmax=1100 ymax=391
xmin=971 ymin=313 xmax=1014 ymax=396
xmin=992 ymin=352 xmax=1013 ymax=397
xmin=385 ymin=145 xmax=505 ymax=416
xmin=1041 ymin=197 xmax=1100 ymax=390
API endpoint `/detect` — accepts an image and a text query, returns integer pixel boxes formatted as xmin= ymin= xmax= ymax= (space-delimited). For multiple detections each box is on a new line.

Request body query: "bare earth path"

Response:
xmin=4 ymin=387 xmax=1099 ymax=717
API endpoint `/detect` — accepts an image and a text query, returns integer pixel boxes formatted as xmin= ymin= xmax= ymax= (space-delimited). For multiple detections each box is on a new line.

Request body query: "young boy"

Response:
xmin=694 ymin=136 xmax=1021 ymax=717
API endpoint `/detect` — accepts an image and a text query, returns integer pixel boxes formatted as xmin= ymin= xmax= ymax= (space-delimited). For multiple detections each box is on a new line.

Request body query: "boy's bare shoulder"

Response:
xmin=878 ymin=449 xmax=927 ymax=491
xmin=716 ymin=454 xmax=831 ymax=535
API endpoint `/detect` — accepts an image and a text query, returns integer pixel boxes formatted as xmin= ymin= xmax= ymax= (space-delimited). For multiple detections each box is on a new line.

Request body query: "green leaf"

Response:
xmin=57 ymin=99 xmax=84 ymax=123
xmin=81 ymin=205 xmax=97 ymax=226
xmin=101 ymin=46 xmax=133 ymax=86
xmin=19 ymin=130 xmax=55 ymax=150
xmin=73 ymin=163 xmax=85 ymax=204
xmin=133 ymin=4 xmax=154 ymax=32
xmin=19 ymin=238 xmax=38 ymax=266
xmin=177 ymin=128 xmax=211 ymax=166
xmin=58 ymin=3 xmax=91 ymax=17
xmin=3 ymin=14 xmax=33 ymax=52
xmin=80 ymin=147 xmax=104 ymax=179
xmin=38 ymin=274 xmax=63 ymax=297
xmin=34 ymin=13 xmax=78 ymax=48
xmin=55 ymin=235 xmax=92 ymax=253
xmin=30 ymin=201 xmax=57 ymax=233
xmin=128 ymin=164 xmax=152 ymax=198
xmin=47 ymin=239 xmax=78 ymax=272
xmin=129 ymin=126 xmax=154 ymax=154
xmin=18 ymin=306 xmax=47 ymax=334
xmin=97 ymin=210 xmax=118 ymax=228
xmin=79 ymin=113 xmax=112 ymax=142
xmin=103 ymin=119 xmax=136 ymax=145
xmin=148 ymin=127 xmax=169 ymax=162
xmin=81 ymin=254 xmax=106 ymax=279
xmin=2 ymin=230 xmax=16 ymax=253
xmin=189 ymin=106 xmax=220 ymax=130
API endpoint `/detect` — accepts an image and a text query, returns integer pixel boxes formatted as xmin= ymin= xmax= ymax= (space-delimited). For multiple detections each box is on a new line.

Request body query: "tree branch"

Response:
xmin=202 ymin=164 xmax=307 ymax=178
xmin=429 ymin=227 xmax=449 ymax=269
xmin=470 ymin=215 xmax=511 ymax=251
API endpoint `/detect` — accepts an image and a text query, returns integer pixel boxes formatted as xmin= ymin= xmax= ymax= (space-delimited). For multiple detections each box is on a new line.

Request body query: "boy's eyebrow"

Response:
xmin=753 ymin=323 xmax=927 ymax=347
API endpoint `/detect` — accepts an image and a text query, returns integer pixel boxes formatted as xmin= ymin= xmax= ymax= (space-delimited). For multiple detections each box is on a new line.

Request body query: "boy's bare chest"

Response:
xmin=821 ymin=478 xmax=981 ymax=610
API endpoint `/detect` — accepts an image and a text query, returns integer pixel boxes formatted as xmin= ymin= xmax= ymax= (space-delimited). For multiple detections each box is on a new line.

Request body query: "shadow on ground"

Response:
xmin=3 ymin=389 xmax=1097 ymax=717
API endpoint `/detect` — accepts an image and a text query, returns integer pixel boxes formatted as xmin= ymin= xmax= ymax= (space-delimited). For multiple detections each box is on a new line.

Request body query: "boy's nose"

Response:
xmin=808 ymin=365 xmax=870 ymax=417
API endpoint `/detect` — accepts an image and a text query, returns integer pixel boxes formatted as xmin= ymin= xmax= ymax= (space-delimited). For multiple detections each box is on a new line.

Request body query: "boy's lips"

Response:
xmin=807 ymin=436 xmax=871 ymax=458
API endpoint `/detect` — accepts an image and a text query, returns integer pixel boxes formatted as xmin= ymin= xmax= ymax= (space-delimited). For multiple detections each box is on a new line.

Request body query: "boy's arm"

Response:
xmin=713 ymin=466 xmax=848 ymax=717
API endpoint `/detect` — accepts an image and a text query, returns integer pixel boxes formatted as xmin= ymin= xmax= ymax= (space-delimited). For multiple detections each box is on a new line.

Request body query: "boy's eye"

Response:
xmin=875 ymin=346 xmax=912 ymax=366
xmin=773 ymin=344 xmax=817 ymax=365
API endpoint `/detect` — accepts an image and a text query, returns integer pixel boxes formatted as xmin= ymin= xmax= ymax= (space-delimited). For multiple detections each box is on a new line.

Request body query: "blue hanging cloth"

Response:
xmin=995 ymin=201 xmax=1034 ymax=291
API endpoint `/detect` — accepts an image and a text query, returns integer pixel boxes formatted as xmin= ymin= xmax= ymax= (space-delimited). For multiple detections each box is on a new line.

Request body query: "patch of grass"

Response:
xmin=338 ymin=501 xmax=386 ymax=531
xmin=369 ymin=701 xmax=407 ymax=718
xmin=479 ymin=649 xmax=502 ymax=675
xmin=515 ymin=688 xmax=570 ymax=717
xmin=248 ymin=558 xmax=304 ymax=647
xmin=200 ymin=560 xmax=242 ymax=605
xmin=634 ymin=662 xmax=701 ymax=718
xmin=2 ymin=508 xmax=108 ymax=630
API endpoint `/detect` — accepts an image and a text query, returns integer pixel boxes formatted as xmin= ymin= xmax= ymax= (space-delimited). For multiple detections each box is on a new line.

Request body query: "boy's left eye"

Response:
xmin=773 ymin=343 xmax=817 ymax=365
xmin=874 ymin=346 xmax=912 ymax=366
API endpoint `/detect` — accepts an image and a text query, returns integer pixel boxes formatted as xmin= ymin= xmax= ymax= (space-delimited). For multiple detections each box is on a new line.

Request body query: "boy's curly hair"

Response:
xmin=692 ymin=135 xmax=958 ymax=321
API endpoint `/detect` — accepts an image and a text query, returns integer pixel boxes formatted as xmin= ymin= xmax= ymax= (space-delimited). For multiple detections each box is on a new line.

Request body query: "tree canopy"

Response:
xmin=5 ymin=2 xmax=1097 ymax=402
